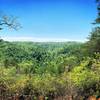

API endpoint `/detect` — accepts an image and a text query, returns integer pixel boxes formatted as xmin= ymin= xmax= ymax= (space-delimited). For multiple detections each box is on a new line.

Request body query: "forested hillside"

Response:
xmin=0 ymin=41 xmax=83 ymax=75
xmin=0 ymin=27 xmax=100 ymax=100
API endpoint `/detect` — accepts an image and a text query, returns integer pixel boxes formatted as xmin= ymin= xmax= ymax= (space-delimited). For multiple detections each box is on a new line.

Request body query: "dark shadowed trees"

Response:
xmin=94 ymin=0 xmax=100 ymax=24
xmin=86 ymin=27 xmax=100 ymax=54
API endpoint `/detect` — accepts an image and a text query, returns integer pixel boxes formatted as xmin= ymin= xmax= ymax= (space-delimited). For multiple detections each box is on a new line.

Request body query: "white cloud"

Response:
xmin=2 ymin=36 xmax=87 ymax=42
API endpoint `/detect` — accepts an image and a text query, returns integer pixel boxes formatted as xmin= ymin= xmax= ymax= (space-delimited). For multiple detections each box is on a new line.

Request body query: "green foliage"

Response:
xmin=86 ymin=27 xmax=100 ymax=54
xmin=0 ymin=41 xmax=100 ymax=99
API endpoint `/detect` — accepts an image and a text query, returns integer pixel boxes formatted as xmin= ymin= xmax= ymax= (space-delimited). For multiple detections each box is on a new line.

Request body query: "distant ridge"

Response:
xmin=2 ymin=37 xmax=87 ymax=43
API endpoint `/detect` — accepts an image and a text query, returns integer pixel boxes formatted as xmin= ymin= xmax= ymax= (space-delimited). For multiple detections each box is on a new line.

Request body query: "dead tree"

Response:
xmin=0 ymin=13 xmax=21 ymax=31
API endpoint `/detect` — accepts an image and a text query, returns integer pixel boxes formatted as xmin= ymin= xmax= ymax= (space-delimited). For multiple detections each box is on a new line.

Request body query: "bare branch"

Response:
xmin=0 ymin=14 xmax=21 ymax=31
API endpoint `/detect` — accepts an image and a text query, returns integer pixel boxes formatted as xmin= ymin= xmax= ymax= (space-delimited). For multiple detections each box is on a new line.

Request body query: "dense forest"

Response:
xmin=0 ymin=27 xmax=100 ymax=100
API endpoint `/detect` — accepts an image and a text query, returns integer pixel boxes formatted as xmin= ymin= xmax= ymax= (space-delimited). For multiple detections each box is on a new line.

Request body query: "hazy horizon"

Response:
xmin=2 ymin=36 xmax=87 ymax=42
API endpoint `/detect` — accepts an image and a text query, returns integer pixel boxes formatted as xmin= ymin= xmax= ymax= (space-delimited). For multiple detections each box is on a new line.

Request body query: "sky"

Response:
xmin=0 ymin=0 xmax=97 ymax=42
